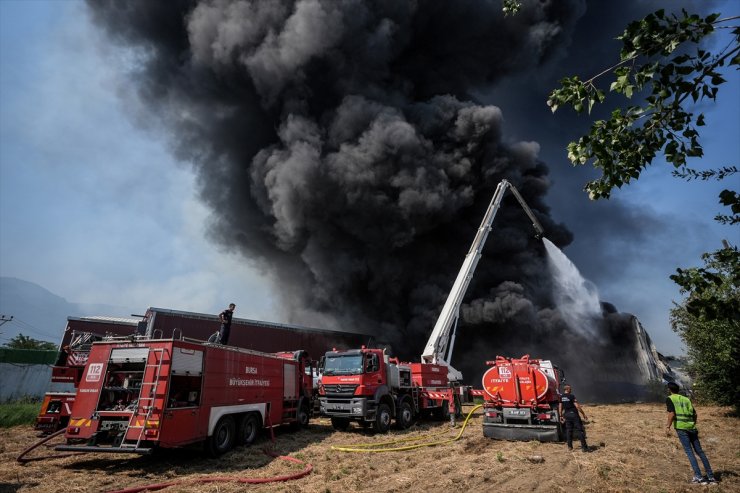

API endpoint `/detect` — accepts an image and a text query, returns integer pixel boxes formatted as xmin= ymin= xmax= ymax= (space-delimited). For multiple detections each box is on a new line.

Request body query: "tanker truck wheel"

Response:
xmin=207 ymin=415 xmax=236 ymax=457
xmin=395 ymin=400 xmax=414 ymax=430
xmin=331 ymin=417 xmax=350 ymax=431
xmin=373 ymin=404 xmax=392 ymax=433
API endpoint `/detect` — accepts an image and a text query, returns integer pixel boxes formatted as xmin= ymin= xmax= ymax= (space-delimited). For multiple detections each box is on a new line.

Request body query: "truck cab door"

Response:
xmin=365 ymin=353 xmax=383 ymax=386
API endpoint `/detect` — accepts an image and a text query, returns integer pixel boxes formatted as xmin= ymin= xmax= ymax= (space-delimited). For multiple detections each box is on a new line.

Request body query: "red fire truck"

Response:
xmin=56 ymin=337 xmax=315 ymax=456
xmin=319 ymin=348 xmax=456 ymax=432
xmin=481 ymin=355 xmax=564 ymax=441
xmin=37 ymin=309 xmax=370 ymax=433
xmin=35 ymin=316 xmax=142 ymax=434
xmin=318 ymin=180 xmax=544 ymax=431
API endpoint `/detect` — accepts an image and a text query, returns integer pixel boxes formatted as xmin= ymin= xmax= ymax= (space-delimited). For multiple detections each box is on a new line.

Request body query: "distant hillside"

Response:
xmin=0 ymin=277 xmax=131 ymax=345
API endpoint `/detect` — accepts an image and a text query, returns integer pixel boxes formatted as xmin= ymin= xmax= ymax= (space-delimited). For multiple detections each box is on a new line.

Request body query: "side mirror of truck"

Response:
xmin=366 ymin=353 xmax=379 ymax=373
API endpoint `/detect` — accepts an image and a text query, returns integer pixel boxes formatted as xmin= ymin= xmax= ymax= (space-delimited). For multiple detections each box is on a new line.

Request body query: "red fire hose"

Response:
xmin=18 ymin=420 xmax=313 ymax=491
xmin=105 ymin=449 xmax=313 ymax=493
xmin=106 ymin=423 xmax=312 ymax=493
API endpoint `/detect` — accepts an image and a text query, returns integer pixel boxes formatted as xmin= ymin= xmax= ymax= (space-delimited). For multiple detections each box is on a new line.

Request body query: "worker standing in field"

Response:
xmin=665 ymin=382 xmax=717 ymax=485
xmin=218 ymin=303 xmax=236 ymax=345
xmin=559 ymin=384 xmax=590 ymax=452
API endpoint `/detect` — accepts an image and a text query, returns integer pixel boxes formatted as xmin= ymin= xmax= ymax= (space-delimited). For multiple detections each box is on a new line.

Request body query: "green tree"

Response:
xmin=669 ymin=246 xmax=740 ymax=412
xmin=547 ymin=7 xmax=739 ymax=407
xmin=4 ymin=333 xmax=57 ymax=350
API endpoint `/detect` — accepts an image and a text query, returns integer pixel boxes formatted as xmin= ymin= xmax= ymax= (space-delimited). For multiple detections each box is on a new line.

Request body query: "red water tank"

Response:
xmin=482 ymin=355 xmax=557 ymax=405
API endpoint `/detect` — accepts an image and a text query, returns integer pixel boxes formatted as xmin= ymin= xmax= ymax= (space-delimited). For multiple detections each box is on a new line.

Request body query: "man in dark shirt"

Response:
xmin=558 ymin=384 xmax=590 ymax=452
xmin=218 ymin=303 xmax=235 ymax=345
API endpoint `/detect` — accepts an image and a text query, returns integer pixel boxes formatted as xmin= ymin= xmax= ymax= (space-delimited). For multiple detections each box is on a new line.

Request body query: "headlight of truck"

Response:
xmin=352 ymin=406 xmax=362 ymax=414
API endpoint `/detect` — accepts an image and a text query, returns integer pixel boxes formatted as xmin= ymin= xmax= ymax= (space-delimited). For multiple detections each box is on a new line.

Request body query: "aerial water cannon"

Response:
xmin=504 ymin=181 xmax=545 ymax=240
xmin=421 ymin=179 xmax=546 ymax=383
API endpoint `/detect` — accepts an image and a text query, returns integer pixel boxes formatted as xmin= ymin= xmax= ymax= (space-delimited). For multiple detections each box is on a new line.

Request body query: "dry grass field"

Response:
xmin=1 ymin=403 xmax=738 ymax=493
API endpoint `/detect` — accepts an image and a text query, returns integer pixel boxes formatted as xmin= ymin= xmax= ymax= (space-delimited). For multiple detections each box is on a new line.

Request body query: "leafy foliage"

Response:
xmin=670 ymin=246 xmax=740 ymax=412
xmin=547 ymin=9 xmax=739 ymax=201
xmin=671 ymin=246 xmax=740 ymax=320
xmin=3 ymin=333 xmax=56 ymax=350
xmin=549 ymin=8 xmax=739 ymax=408
xmin=502 ymin=0 xmax=521 ymax=17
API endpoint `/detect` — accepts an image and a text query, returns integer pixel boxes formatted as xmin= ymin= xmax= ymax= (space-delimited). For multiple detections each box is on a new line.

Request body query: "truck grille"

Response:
xmin=323 ymin=384 xmax=358 ymax=396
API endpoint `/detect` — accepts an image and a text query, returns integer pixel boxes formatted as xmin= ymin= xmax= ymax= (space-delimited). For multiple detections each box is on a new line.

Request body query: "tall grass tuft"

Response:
xmin=0 ymin=397 xmax=41 ymax=427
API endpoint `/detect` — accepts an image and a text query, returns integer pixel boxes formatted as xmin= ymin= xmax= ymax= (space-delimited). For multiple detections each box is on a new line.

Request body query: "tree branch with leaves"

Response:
xmin=547 ymin=6 xmax=739 ymax=405
xmin=547 ymin=9 xmax=739 ymax=214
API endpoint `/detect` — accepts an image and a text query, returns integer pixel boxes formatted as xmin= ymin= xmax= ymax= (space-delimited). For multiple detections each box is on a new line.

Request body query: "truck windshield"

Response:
xmin=323 ymin=354 xmax=363 ymax=375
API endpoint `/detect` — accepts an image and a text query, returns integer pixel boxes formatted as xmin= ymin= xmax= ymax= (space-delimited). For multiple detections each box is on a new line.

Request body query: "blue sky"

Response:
xmin=0 ymin=1 xmax=276 ymax=324
xmin=1 ymin=1 xmax=738 ymax=355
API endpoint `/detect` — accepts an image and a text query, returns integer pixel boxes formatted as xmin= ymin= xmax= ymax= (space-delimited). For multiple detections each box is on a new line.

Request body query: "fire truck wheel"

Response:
xmin=237 ymin=413 xmax=260 ymax=445
xmin=373 ymin=403 xmax=392 ymax=433
xmin=331 ymin=417 xmax=350 ymax=431
xmin=297 ymin=403 xmax=310 ymax=428
xmin=395 ymin=400 xmax=414 ymax=430
xmin=207 ymin=415 xmax=236 ymax=457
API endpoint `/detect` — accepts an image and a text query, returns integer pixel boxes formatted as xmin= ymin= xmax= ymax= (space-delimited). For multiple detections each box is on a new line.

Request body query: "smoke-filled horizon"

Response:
xmin=85 ymin=0 xmax=679 ymax=398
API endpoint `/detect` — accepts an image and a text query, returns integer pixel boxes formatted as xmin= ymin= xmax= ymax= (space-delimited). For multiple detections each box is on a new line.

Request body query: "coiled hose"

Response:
xmin=331 ymin=404 xmax=482 ymax=453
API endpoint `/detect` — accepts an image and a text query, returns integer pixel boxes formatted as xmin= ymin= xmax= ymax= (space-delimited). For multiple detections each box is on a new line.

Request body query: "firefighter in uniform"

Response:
xmin=558 ymin=384 xmax=590 ymax=452
xmin=665 ymin=382 xmax=717 ymax=485
xmin=218 ymin=303 xmax=236 ymax=345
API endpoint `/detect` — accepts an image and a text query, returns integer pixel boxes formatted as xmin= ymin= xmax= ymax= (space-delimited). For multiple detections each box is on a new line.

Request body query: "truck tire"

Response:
xmin=331 ymin=417 xmax=350 ymax=431
xmin=207 ymin=415 xmax=236 ymax=457
xmin=396 ymin=400 xmax=414 ymax=430
xmin=297 ymin=402 xmax=310 ymax=428
xmin=373 ymin=403 xmax=392 ymax=433
xmin=236 ymin=413 xmax=260 ymax=446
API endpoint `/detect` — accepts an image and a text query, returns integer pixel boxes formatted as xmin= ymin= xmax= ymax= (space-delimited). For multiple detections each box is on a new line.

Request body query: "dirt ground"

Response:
xmin=1 ymin=403 xmax=738 ymax=493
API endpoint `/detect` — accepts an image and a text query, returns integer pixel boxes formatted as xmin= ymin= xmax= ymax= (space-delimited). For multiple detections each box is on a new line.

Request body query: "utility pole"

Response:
xmin=0 ymin=314 xmax=13 ymax=338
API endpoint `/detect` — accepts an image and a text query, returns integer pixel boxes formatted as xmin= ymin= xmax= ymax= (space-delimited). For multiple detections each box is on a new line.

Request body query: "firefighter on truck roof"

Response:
xmin=218 ymin=303 xmax=235 ymax=345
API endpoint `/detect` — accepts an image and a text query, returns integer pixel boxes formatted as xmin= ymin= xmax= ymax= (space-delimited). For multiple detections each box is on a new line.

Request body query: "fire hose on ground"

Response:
xmin=16 ymin=428 xmax=86 ymax=463
xmin=104 ymin=420 xmax=313 ymax=493
xmin=17 ymin=424 xmax=313 ymax=492
xmin=330 ymin=404 xmax=482 ymax=453
xmin=105 ymin=449 xmax=313 ymax=493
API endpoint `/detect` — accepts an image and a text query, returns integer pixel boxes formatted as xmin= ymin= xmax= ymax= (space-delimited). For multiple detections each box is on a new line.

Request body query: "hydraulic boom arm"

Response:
xmin=421 ymin=180 xmax=544 ymax=382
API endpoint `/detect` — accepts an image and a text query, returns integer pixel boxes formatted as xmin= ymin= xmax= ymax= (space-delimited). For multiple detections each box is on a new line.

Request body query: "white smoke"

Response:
xmin=542 ymin=238 xmax=601 ymax=338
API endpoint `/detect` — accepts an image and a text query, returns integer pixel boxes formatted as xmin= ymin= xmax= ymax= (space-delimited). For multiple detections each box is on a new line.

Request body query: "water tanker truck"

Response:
xmin=481 ymin=355 xmax=565 ymax=441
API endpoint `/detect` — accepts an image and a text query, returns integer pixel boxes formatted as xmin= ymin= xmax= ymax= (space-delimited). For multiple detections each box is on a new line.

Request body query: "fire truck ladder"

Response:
xmin=120 ymin=347 xmax=168 ymax=451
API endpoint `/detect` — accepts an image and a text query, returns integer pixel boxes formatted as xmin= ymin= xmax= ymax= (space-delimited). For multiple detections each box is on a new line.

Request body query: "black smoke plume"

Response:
xmin=87 ymin=0 xmax=678 ymax=398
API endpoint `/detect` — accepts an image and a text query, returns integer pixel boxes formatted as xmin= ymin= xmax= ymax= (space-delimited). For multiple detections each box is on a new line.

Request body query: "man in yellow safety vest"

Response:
xmin=665 ymin=382 xmax=717 ymax=485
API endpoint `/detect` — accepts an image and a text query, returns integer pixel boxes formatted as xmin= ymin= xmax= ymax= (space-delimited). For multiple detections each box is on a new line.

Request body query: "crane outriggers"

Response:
xmin=318 ymin=180 xmax=546 ymax=431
